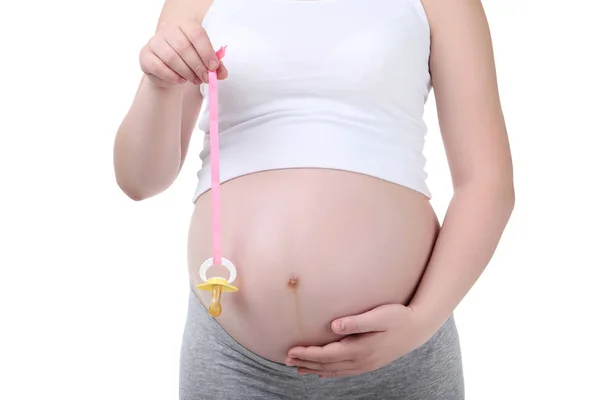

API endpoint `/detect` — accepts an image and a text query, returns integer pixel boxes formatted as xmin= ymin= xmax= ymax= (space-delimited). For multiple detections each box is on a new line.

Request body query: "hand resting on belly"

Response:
xmin=187 ymin=169 xmax=439 ymax=363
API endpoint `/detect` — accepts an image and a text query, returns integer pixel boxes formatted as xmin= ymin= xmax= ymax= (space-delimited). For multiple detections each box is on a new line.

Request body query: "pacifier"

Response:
xmin=196 ymin=257 xmax=238 ymax=317
xmin=196 ymin=44 xmax=238 ymax=318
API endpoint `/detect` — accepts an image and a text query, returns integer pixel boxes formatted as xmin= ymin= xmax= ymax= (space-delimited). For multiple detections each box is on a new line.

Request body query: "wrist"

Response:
xmin=143 ymin=74 xmax=186 ymax=95
xmin=409 ymin=301 xmax=450 ymax=338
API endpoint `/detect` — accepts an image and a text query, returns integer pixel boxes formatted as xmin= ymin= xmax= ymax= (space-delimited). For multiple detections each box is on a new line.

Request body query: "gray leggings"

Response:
xmin=179 ymin=287 xmax=464 ymax=399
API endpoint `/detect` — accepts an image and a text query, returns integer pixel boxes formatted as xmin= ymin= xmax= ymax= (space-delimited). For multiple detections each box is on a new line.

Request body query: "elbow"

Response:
xmin=113 ymin=159 xmax=164 ymax=202
xmin=505 ymin=181 xmax=516 ymax=212
xmin=496 ymin=181 xmax=516 ymax=223
xmin=487 ymin=177 xmax=516 ymax=218
xmin=113 ymin=148 xmax=172 ymax=202
xmin=113 ymin=167 xmax=175 ymax=202
xmin=495 ymin=168 xmax=516 ymax=213
xmin=113 ymin=158 xmax=146 ymax=201
xmin=123 ymin=188 xmax=150 ymax=202
xmin=115 ymin=174 xmax=152 ymax=202
xmin=457 ymin=174 xmax=516 ymax=214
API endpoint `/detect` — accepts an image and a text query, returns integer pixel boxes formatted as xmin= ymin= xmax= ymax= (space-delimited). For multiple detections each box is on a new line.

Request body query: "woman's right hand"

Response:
xmin=139 ymin=20 xmax=228 ymax=88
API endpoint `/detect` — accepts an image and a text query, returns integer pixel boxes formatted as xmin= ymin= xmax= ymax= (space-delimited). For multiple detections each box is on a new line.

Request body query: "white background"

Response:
xmin=1 ymin=0 xmax=598 ymax=399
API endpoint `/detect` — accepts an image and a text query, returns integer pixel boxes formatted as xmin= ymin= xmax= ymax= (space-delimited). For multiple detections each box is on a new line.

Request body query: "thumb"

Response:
xmin=331 ymin=304 xmax=396 ymax=335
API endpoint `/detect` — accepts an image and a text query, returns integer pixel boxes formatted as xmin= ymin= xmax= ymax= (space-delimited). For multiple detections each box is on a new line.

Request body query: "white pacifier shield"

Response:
xmin=199 ymin=257 xmax=237 ymax=284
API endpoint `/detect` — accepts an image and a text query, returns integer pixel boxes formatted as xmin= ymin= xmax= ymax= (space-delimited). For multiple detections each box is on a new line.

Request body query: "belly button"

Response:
xmin=287 ymin=275 xmax=299 ymax=290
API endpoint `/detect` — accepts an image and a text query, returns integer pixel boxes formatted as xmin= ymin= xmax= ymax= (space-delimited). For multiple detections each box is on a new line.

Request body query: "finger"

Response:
xmin=179 ymin=22 xmax=220 ymax=77
xmin=216 ymin=61 xmax=228 ymax=80
xmin=286 ymin=358 xmax=357 ymax=372
xmin=149 ymin=36 xmax=196 ymax=84
xmin=163 ymin=27 xmax=205 ymax=84
xmin=331 ymin=304 xmax=397 ymax=335
xmin=141 ymin=52 xmax=185 ymax=85
xmin=288 ymin=341 xmax=355 ymax=364
xmin=297 ymin=368 xmax=363 ymax=378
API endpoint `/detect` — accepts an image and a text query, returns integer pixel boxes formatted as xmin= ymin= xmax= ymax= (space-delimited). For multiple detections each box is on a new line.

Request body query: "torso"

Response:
xmin=187 ymin=0 xmax=435 ymax=363
xmin=188 ymin=169 xmax=439 ymax=363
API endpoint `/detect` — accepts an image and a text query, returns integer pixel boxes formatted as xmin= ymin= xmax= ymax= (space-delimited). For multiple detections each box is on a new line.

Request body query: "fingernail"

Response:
xmin=208 ymin=60 xmax=219 ymax=70
xmin=194 ymin=78 xmax=202 ymax=85
xmin=289 ymin=353 xmax=298 ymax=359
xmin=334 ymin=320 xmax=345 ymax=332
xmin=179 ymin=78 xmax=186 ymax=84
xmin=202 ymin=72 xmax=208 ymax=83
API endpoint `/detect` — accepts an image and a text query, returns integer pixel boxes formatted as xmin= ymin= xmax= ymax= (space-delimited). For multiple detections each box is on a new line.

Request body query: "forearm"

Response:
xmin=113 ymin=76 xmax=186 ymax=200
xmin=410 ymin=180 xmax=515 ymax=331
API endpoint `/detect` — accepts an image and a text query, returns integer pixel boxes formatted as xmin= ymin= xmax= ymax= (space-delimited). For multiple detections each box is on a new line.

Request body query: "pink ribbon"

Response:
xmin=208 ymin=46 xmax=227 ymax=265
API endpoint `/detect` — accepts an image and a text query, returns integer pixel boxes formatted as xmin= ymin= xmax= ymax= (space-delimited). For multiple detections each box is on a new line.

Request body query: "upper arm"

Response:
xmin=422 ymin=0 xmax=513 ymax=191
xmin=156 ymin=0 xmax=215 ymax=169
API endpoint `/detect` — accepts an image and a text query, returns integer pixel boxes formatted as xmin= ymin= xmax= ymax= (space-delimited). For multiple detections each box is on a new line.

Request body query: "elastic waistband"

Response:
xmin=186 ymin=285 xmax=296 ymax=375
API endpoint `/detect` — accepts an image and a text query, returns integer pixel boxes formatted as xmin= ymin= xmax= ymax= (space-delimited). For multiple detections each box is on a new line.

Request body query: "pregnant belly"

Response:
xmin=187 ymin=169 xmax=439 ymax=363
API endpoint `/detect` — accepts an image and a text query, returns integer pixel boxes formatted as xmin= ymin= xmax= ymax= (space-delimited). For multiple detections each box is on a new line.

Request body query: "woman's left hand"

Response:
xmin=286 ymin=303 xmax=434 ymax=378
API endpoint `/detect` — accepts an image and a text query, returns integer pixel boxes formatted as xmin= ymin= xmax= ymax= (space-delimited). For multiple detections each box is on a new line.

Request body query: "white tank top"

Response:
xmin=193 ymin=0 xmax=432 ymax=202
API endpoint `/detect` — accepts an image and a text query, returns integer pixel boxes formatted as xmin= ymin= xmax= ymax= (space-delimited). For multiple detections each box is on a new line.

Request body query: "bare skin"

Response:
xmin=188 ymin=168 xmax=439 ymax=362
xmin=113 ymin=0 xmax=441 ymax=363
xmin=286 ymin=0 xmax=514 ymax=378
xmin=114 ymin=0 xmax=514 ymax=370
xmin=113 ymin=0 xmax=220 ymax=201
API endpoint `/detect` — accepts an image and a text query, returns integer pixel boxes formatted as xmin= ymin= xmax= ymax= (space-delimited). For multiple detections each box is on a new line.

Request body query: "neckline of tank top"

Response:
xmin=252 ymin=0 xmax=343 ymax=4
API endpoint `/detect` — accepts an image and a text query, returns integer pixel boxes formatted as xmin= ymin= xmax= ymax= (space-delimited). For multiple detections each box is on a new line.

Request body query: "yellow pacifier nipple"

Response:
xmin=197 ymin=277 xmax=238 ymax=317
xmin=196 ymin=258 xmax=238 ymax=317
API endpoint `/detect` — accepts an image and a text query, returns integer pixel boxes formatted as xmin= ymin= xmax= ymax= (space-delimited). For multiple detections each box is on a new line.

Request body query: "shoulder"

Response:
xmin=419 ymin=0 xmax=490 ymax=40
xmin=419 ymin=0 xmax=497 ymax=92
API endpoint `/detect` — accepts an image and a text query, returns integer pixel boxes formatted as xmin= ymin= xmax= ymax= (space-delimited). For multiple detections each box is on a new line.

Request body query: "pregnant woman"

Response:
xmin=113 ymin=0 xmax=515 ymax=398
